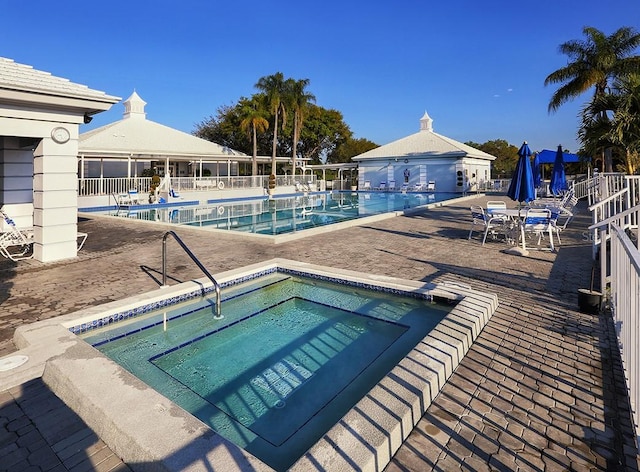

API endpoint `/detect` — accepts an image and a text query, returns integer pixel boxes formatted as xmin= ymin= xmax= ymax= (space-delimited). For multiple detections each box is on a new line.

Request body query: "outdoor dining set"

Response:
xmin=468 ymin=189 xmax=578 ymax=252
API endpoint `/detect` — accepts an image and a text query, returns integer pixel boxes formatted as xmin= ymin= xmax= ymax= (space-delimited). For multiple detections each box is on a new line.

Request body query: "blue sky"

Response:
xmin=3 ymin=0 xmax=640 ymax=156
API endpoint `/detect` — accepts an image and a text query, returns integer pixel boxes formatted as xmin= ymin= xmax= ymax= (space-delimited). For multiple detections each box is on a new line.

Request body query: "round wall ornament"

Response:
xmin=51 ymin=127 xmax=70 ymax=144
xmin=404 ymin=158 xmax=409 ymax=163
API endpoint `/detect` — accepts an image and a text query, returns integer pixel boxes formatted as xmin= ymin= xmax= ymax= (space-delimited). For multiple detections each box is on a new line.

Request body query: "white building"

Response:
xmin=353 ymin=112 xmax=496 ymax=192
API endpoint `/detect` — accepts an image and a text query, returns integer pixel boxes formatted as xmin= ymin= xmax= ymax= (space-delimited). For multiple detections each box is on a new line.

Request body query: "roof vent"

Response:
xmin=123 ymin=91 xmax=147 ymax=120
xmin=419 ymin=110 xmax=433 ymax=132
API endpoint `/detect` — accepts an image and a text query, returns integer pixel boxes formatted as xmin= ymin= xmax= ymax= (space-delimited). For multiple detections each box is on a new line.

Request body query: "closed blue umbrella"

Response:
xmin=507 ymin=142 xmax=536 ymax=205
xmin=532 ymin=152 xmax=542 ymax=189
xmin=549 ymin=145 xmax=568 ymax=195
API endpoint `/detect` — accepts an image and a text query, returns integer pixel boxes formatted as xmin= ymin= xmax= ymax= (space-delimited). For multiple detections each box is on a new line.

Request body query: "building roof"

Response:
xmin=0 ymin=57 xmax=120 ymax=111
xmin=353 ymin=111 xmax=496 ymax=162
xmin=79 ymin=91 xmax=248 ymax=160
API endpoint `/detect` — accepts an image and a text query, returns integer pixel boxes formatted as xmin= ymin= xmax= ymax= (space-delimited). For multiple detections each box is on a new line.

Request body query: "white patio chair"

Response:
xmin=426 ymin=181 xmax=436 ymax=192
xmin=520 ymin=208 xmax=554 ymax=251
xmin=0 ymin=210 xmax=34 ymax=261
xmin=468 ymin=205 xmax=510 ymax=245
xmin=388 ymin=180 xmax=396 ymax=191
xmin=363 ymin=181 xmax=371 ymax=190
xmin=486 ymin=201 xmax=507 ymax=214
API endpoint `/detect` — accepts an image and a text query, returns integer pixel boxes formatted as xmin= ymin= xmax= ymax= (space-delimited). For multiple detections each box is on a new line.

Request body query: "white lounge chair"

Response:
xmin=0 ymin=210 xmax=34 ymax=261
xmin=1 ymin=210 xmax=88 ymax=260
xmin=128 ymin=189 xmax=140 ymax=205
xmin=426 ymin=181 xmax=436 ymax=192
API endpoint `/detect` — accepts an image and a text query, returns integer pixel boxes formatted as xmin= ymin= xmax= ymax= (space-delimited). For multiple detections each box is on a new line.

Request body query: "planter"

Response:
xmin=578 ymin=288 xmax=602 ymax=314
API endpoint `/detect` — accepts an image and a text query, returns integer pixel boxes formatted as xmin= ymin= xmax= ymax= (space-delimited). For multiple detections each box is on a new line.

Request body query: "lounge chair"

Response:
xmin=0 ymin=210 xmax=34 ymax=261
xmin=0 ymin=210 xmax=88 ymax=261
xmin=426 ymin=181 xmax=436 ymax=192
xmin=128 ymin=189 xmax=140 ymax=205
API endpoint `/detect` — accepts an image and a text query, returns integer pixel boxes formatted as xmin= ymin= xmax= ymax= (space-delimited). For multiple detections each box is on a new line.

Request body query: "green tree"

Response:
xmin=193 ymin=103 xmax=251 ymax=154
xmin=545 ymin=26 xmax=640 ymax=171
xmin=329 ymin=137 xmax=379 ymax=163
xmin=286 ymin=78 xmax=316 ymax=180
xmin=239 ymin=96 xmax=269 ymax=178
xmin=466 ymin=140 xmax=519 ymax=178
xmin=300 ymin=105 xmax=353 ymax=165
xmin=255 ymin=72 xmax=288 ymax=178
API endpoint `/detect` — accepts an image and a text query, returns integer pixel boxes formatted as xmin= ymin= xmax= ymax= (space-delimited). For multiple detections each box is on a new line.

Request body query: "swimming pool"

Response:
xmin=79 ymin=270 xmax=451 ymax=471
xmin=17 ymin=259 xmax=498 ymax=471
xmin=82 ymin=191 xmax=458 ymax=242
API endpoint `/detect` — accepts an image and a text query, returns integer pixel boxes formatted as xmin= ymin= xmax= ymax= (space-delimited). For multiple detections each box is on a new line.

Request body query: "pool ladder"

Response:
xmin=161 ymin=230 xmax=223 ymax=319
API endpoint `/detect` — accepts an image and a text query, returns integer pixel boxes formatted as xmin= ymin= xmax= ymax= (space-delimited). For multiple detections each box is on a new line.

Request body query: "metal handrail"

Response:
xmin=162 ymin=230 xmax=222 ymax=319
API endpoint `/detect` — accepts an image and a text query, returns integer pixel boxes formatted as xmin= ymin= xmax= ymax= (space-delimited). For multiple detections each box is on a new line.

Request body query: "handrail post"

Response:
xmin=162 ymin=230 xmax=222 ymax=319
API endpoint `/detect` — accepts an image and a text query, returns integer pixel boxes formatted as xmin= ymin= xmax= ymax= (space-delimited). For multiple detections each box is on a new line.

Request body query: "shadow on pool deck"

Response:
xmin=0 ymin=194 xmax=638 ymax=471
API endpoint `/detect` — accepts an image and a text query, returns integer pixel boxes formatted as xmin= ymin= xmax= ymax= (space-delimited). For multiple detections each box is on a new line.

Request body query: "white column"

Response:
xmin=33 ymin=133 xmax=80 ymax=262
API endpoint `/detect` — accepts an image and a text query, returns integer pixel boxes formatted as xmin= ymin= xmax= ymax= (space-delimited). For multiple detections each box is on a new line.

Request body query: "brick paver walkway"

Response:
xmin=0 ymin=194 xmax=638 ymax=471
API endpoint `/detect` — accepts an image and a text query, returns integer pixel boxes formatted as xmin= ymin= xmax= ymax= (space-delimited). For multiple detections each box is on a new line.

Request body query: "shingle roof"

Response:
xmin=353 ymin=112 xmax=496 ymax=161
xmin=79 ymin=91 xmax=246 ymax=158
xmin=0 ymin=57 xmax=119 ymax=103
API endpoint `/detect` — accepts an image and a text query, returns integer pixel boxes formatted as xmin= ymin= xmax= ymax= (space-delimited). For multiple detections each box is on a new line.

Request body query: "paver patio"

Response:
xmin=1 ymin=194 xmax=638 ymax=471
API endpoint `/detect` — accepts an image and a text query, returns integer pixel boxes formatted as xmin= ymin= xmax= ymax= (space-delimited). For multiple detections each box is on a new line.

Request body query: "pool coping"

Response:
xmin=79 ymin=192 xmax=481 ymax=245
xmin=2 ymin=259 xmax=498 ymax=472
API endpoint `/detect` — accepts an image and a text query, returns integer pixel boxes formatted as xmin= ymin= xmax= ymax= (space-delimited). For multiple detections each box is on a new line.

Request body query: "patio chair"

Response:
xmin=426 ymin=181 xmax=436 ymax=192
xmin=363 ymin=181 xmax=371 ymax=190
xmin=388 ymin=180 xmax=396 ymax=191
xmin=520 ymin=208 xmax=554 ymax=251
xmin=468 ymin=205 xmax=511 ymax=245
xmin=486 ymin=201 xmax=507 ymax=214
xmin=0 ymin=210 xmax=34 ymax=261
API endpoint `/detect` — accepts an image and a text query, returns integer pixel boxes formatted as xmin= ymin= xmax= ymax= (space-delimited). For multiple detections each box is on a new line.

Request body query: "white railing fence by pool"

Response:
xmin=78 ymin=177 xmax=153 ymax=196
xmin=79 ymin=175 xmax=318 ymax=196
xmin=590 ymin=204 xmax=640 ymax=445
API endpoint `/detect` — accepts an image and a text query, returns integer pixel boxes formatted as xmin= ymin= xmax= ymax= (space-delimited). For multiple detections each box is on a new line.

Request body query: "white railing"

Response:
xmin=78 ymin=175 xmax=318 ymax=196
xmin=78 ymin=177 xmax=152 ymax=196
xmin=589 ymin=205 xmax=640 ymax=444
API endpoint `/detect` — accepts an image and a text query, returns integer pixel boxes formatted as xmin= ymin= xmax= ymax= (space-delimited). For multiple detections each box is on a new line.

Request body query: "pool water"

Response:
xmin=80 ymin=272 xmax=451 ymax=471
xmin=93 ymin=191 xmax=451 ymax=235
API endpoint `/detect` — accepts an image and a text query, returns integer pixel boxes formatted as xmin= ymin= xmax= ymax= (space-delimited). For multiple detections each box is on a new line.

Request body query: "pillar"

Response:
xmin=33 ymin=132 xmax=80 ymax=262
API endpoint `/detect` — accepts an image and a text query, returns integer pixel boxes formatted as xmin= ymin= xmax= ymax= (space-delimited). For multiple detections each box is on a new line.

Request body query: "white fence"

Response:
xmin=590 ymin=204 xmax=640 ymax=444
xmin=588 ymin=174 xmax=640 ymax=445
xmin=78 ymin=175 xmax=318 ymax=196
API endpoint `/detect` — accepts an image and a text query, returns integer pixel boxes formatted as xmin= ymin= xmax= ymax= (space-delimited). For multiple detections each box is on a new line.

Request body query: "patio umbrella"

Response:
xmin=549 ymin=144 xmax=568 ymax=196
xmin=507 ymin=141 xmax=536 ymax=206
xmin=532 ymin=152 xmax=542 ymax=189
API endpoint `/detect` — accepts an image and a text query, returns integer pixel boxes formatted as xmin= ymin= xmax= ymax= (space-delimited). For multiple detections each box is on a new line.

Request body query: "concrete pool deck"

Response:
xmin=1 ymin=194 xmax=638 ymax=471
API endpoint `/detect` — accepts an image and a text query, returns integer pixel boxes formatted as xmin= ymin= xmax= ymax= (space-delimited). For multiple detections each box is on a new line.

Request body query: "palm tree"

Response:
xmin=580 ymin=73 xmax=640 ymax=174
xmin=545 ymin=26 xmax=640 ymax=113
xmin=255 ymin=73 xmax=288 ymax=181
xmin=286 ymin=78 xmax=316 ymax=181
xmin=239 ymin=96 xmax=269 ymax=182
xmin=545 ymin=26 xmax=640 ymax=172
